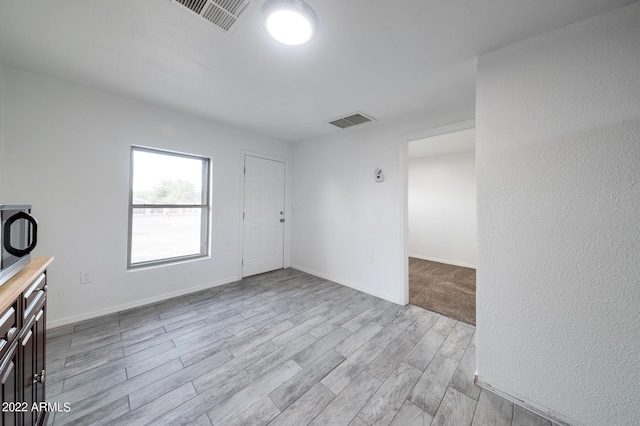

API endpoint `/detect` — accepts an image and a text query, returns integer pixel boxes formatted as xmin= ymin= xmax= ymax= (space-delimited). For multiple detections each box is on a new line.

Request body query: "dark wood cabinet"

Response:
xmin=33 ymin=307 xmax=46 ymax=419
xmin=0 ymin=341 xmax=20 ymax=426
xmin=0 ymin=258 xmax=52 ymax=426
xmin=19 ymin=322 xmax=35 ymax=426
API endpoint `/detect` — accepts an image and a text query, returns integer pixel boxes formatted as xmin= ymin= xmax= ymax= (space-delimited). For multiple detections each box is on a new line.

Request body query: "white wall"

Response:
xmin=476 ymin=3 xmax=640 ymax=425
xmin=0 ymin=67 xmax=292 ymax=328
xmin=0 ymin=62 xmax=5 ymax=187
xmin=291 ymin=109 xmax=474 ymax=304
xmin=408 ymin=152 xmax=476 ymax=268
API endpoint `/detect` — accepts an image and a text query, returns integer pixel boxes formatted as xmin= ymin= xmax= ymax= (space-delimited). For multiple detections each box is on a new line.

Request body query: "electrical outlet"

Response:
xmin=80 ymin=270 xmax=93 ymax=284
xmin=367 ymin=254 xmax=374 ymax=264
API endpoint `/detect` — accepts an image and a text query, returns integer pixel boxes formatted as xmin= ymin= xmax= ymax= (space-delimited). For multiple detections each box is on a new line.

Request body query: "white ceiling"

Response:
xmin=0 ymin=0 xmax=634 ymax=143
xmin=409 ymin=128 xmax=476 ymax=159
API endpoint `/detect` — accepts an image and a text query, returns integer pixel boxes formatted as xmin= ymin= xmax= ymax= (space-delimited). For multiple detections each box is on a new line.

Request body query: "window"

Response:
xmin=128 ymin=146 xmax=210 ymax=268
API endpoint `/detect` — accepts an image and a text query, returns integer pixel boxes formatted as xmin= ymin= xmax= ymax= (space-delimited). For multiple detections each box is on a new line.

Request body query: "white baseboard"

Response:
xmin=475 ymin=376 xmax=581 ymax=426
xmin=408 ymin=254 xmax=476 ymax=269
xmin=290 ymin=264 xmax=403 ymax=305
xmin=47 ymin=276 xmax=240 ymax=329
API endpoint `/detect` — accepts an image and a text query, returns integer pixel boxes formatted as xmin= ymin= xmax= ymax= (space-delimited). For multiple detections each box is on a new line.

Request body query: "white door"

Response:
xmin=242 ymin=155 xmax=286 ymax=277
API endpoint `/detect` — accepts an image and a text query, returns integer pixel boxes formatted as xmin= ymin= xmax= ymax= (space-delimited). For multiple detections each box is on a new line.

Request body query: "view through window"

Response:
xmin=128 ymin=147 xmax=210 ymax=267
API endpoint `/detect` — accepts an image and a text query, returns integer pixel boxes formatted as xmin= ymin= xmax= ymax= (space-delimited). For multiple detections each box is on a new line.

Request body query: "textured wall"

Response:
xmin=476 ymin=3 xmax=640 ymax=425
xmin=408 ymin=153 xmax=476 ymax=268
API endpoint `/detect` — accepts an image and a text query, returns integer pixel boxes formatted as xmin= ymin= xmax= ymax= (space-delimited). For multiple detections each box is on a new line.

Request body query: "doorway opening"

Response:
xmin=404 ymin=123 xmax=477 ymax=325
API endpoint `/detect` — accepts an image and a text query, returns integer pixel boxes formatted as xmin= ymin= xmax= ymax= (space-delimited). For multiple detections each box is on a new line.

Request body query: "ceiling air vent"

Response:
xmin=328 ymin=113 xmax=376 ymax=129
xmin=173 ymin=0 xmax=251 ymax=32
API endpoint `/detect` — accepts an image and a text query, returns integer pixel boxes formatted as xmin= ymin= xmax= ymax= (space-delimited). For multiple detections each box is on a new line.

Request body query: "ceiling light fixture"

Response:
xmin=262 ymin=0 xmax=317 ymax=46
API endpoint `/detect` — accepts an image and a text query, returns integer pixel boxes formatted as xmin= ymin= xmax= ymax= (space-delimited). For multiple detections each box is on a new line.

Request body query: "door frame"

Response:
xmin=399 ymin=119 xmax=475 ymax=305
xmin=238 ymin=151 xmax=291 ymax=278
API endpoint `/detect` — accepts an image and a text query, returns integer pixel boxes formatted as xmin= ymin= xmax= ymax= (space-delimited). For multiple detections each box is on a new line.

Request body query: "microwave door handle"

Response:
xmin=3 ymin=212 xmax=38 ymax=257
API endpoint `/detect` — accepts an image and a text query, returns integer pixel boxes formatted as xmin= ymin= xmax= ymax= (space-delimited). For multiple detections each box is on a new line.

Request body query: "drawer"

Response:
xmin=23 ymin=273 xmax=46 ymax=319
xmin=0 ymin=301 xmax=19 ymax=358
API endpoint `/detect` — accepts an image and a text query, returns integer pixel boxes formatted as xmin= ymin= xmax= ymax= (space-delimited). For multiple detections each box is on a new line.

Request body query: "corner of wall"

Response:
xmin=1 ymin=67 xmax=294 ymax=326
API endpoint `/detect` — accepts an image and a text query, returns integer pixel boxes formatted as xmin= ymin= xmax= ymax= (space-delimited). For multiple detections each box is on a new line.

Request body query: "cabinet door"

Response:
xmin=0 ymin=341 xmax=20 ymax=426
xmin=21 ymin=289 xmax=46 ymax=426
xmin=34 ymin=308 xmax=46 ymax=425
xmin=20 ymin=316 xmax=40 ymax=426
xmin=20 ymin=322 xmax=36 ymax=425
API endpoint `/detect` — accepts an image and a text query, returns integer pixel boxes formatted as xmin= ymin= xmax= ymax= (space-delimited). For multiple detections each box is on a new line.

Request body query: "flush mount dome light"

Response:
xmin=262 ymin=0 xmax=317 ymax=46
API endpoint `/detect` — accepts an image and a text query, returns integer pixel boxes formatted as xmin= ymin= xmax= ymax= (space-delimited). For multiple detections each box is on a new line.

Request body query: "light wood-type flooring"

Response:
xmin=47 ymin=268 xmax=556 ymax=425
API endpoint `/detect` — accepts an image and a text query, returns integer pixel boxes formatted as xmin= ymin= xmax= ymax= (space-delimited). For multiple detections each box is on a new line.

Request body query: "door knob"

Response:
xmin=280 ymin=218 xmax=285 ymax=223
xmin=33 ymin=370 xmax=45 ymax=384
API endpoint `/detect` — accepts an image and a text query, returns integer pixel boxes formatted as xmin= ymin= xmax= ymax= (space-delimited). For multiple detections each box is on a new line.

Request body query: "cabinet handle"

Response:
xmin=33 ymin=369 xmax=45 ymax=384
xmin=6 ymin=327 xmax=17 ymax=341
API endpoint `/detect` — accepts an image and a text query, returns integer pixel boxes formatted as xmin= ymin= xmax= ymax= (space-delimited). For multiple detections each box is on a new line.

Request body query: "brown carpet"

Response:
xmin=409 ymin=257 xmax=476 ymax=325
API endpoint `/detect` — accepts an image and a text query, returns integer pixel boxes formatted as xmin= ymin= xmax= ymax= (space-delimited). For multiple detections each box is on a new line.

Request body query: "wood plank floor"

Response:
xmin=46 ymin=268 xmax=555 ymax=426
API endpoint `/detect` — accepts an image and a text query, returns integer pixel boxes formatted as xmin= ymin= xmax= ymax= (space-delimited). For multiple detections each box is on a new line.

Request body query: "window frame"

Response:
xmin=127 ymin=146 xmax=211 ymax=269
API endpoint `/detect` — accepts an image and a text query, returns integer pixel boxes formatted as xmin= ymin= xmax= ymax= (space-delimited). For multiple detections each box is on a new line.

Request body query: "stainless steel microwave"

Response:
xmin=0 ymin=205 xmax=38 ymax=286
